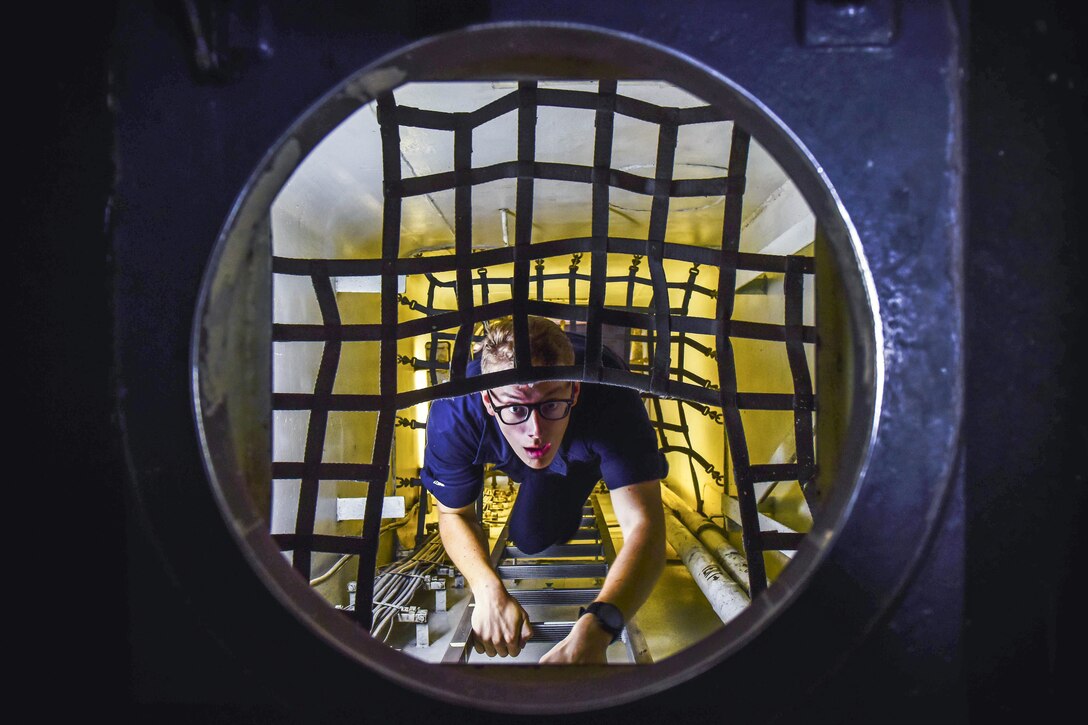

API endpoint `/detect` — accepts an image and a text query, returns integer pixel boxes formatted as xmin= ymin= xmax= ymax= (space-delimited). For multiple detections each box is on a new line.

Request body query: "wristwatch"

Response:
xmin=579 ymin=601 xmax=624 ymax=643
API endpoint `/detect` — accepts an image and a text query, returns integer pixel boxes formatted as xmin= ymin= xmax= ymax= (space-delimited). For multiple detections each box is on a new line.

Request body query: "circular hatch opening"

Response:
xmin=192 ymin=22 xmax=881 ymax=714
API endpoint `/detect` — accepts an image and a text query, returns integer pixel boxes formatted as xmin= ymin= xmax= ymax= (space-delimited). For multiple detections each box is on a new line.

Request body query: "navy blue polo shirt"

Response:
xmin=420 ymin=334 xmax=667 ymax=509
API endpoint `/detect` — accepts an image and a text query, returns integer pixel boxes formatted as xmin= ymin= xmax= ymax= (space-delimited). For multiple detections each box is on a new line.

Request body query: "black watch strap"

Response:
xmin=579 ymin=601 xmax=624 ymax=643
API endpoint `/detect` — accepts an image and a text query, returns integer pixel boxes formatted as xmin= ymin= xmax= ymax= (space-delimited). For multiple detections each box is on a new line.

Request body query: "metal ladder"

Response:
xmin=441 ymin=489 xmax=652 ymax=664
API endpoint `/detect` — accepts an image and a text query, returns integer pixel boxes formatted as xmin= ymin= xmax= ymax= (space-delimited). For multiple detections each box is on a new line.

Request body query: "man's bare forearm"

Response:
xmin=436 ymin=503 xmax=504 ymax=596
xmin=594 ymin=480 xmax=666 ymax=618
xmin=595 ymin=515 xmax=665 ymax=619
xmin=437 ymin=501 xmax=532 ymax=656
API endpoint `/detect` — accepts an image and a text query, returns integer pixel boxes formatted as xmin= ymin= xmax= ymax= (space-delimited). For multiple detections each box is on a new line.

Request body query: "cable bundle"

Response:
xmin=368 ymin=534 xmax=447 ymax=641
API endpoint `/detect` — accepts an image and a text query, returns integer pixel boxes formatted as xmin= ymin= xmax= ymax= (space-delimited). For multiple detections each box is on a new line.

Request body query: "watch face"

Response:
xmin=590 ymin=602 xmax=623 ymax=632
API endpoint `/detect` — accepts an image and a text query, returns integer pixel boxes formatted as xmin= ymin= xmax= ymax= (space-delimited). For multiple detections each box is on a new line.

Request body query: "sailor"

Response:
xmin=422 ymin=315 xmax=667 ymax=663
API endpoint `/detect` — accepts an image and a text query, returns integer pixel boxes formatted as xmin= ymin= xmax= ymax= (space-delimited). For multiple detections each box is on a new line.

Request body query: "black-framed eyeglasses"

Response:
xmin=487 ymin=384 xmax=576 ymax=425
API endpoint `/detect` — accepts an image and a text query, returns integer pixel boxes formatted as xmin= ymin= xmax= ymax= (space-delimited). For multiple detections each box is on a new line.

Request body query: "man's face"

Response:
xmin=482 ymin=380 xmax=581 ymax=470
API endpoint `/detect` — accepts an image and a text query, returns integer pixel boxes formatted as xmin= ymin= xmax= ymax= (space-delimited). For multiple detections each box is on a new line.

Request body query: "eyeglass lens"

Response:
xmin=499 ymin=400 xmax=570 ymax=424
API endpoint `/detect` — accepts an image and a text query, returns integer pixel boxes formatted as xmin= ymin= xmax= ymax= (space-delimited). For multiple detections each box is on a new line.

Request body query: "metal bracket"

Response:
xmin=416 ymin=622 xmax=431 ymax=647
xmin=800 ymin=0 xmax=899 ymax=48
xmin=180 ymin=0 xmax=272 ymax=81
xmin=396 ymin=606 xmax=428 ymax=624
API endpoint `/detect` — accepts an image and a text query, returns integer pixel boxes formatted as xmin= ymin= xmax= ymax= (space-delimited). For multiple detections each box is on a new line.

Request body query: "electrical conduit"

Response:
xmin=661 ymin=485 xmax=751 ymax=595
xmin=662 ymin=509 xmax=750 ymax=625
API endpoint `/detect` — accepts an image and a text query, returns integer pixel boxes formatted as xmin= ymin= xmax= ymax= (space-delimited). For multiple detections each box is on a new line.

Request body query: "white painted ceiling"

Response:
xmin=272 ymin=80 xmax=813 ymax=278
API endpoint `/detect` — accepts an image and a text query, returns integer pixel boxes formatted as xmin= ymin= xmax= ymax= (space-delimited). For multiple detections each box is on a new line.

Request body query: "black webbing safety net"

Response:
xmin=271 ymin=81 xmax=815 ymax=628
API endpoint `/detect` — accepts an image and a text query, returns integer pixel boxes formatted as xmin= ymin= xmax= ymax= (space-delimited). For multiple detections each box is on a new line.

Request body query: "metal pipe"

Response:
xmin=662 ymin=510 xmax=750 ymax=625
xmin=661 ymin=486 xmax=751 ymax=595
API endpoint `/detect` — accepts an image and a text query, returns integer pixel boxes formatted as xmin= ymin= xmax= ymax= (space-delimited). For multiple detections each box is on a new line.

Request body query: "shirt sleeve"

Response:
xmin=591 ymin=387 xmax=669 ymax=489
xmin=420 ymin=395 xmax=485 ymax=509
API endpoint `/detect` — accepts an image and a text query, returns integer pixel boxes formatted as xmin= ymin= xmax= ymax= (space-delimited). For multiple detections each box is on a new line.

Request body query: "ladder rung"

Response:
xmin=507 ymin=531 xmax=599 ymax=549
xmin=504 ymin=543 xmax=603 ymax=558
xmin=527 ymin=622 xmax=575 ymax=643
xmin=508 ymin=588 xmax=600 ymax=605
xmin=498 ymin=563 xmax=608 ymax=578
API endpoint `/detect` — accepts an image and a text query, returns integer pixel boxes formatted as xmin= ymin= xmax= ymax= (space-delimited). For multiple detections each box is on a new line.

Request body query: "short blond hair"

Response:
xmin=477 ymin=316 xmax=575 ymax=374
